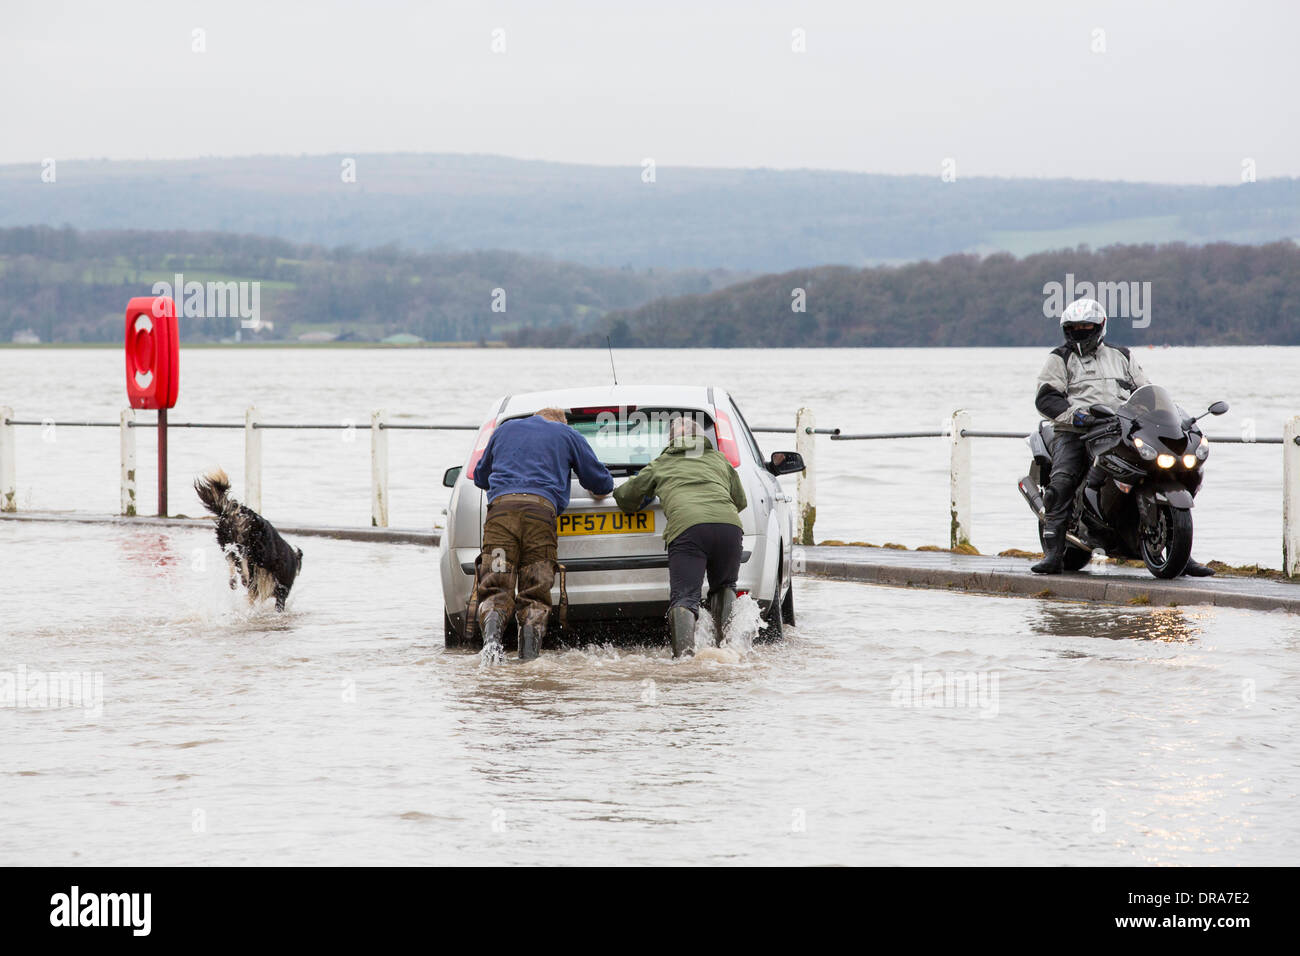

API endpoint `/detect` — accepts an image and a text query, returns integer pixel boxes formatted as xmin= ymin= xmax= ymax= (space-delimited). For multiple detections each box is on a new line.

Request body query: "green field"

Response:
xmin=978 ymin=216 xmax=1187 ymax=256
xmin=124 ymin=271 xmax=297 ymax=292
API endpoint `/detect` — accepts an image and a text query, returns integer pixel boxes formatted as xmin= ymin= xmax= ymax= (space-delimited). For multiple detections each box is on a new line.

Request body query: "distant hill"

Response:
xmin=515 ymin=241 xmax=1300 ymax=348
xmin=1 ymin=154 xmax=1297 ymax=272
xmin=0 ymin=227 xmax=742 ymax=343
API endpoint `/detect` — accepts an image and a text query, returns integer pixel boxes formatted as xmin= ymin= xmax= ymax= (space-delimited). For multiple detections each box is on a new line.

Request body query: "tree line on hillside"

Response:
xmin=3 ymin=227 xmax=1296 ymax=347
xmin=0 ymin=227 xmax=741 ymax=343
xmin=506 ymin=241 xmax=1300 ymax=348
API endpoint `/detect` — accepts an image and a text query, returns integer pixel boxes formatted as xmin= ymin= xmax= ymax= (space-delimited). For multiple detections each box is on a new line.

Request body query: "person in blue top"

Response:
xmin=471 ymin=407 xmax=614 ymax=661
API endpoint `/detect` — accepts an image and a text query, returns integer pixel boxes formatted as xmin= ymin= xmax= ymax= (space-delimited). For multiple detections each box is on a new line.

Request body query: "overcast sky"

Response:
xmin=2 ymin=0 xmax=1296 ymax=183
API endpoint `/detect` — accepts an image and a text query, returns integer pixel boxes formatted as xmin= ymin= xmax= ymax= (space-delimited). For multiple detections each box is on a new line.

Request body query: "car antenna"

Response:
xmin=607 ymin=335 xmax=618 ymax=386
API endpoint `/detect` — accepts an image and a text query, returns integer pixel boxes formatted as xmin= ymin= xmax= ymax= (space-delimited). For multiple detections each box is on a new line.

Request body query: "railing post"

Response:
xmin=0 ymin=406 xmax=15 ymax=513
xmin=1284 ymin=416 xmax=1300 ymax=578
xmin=950 ymin=409 xmax=972 ymax=550
xmin=371 ymin=409 xmax=388 ymax=528
xmin=245 ymin=406 xmax=262 ymax=513
xmin=120 ymin=408 xmax=137 ymax=516
xmin=795 ymin=407 xmax=816 ymax=545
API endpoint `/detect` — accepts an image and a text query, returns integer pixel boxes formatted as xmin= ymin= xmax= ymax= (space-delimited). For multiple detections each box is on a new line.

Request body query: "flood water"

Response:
xmin=2 ymin=520 xmax=1298 ymax=866
xmin=2 ymin=347 xmax=1298 ymax=865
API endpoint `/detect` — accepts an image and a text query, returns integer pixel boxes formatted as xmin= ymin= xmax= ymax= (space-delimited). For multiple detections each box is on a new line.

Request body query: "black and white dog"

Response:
xmin=195 ymin=468 xmax=303 ymax=611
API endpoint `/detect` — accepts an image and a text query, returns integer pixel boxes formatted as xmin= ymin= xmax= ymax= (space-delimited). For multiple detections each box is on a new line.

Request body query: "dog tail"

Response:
xmin=194 ymin=467 xmax=237 ymax=517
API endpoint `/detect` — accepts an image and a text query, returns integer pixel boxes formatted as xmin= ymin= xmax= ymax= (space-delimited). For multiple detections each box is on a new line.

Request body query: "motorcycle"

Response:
xmin=1017 ymin=384 xmax=1229 ymax=578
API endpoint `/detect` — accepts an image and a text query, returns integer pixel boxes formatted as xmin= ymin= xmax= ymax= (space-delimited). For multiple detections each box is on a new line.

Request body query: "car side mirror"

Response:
xmin=1208 ymin=401 xmax=1229 ymax=416
xmin=1089 ymin=404 xmax=1117 ymax=418
xmin=766 ymin=451 xmax=805 ymax=476
xmin=443 ymin=466 xmax=462 ymax=488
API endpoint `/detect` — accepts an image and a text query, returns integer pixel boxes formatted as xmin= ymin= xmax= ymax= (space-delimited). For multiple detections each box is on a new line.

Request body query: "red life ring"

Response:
xmin=124 ymin=296 xmax=179 ymax=409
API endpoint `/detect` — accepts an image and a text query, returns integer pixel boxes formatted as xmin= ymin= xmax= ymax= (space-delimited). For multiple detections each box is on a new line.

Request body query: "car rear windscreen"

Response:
xmin=567 ymin=407 xmax=715 ymax=467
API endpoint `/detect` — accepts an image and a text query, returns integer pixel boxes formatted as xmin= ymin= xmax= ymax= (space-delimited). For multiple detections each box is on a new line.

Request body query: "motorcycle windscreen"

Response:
xmin=1121 ymin=385 xmax=1185 ymax=439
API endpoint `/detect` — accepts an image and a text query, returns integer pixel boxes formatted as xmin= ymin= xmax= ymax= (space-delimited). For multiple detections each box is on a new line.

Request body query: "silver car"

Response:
xmin=438 ymin=385 xmax=805 ymax=647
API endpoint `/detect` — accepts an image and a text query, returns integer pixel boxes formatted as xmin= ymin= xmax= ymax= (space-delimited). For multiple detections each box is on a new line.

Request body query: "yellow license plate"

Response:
xmin=557 ymin=511 xmax=655 ymax=536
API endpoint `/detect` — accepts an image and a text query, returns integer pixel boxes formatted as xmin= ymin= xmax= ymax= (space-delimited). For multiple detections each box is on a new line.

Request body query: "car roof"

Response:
xmin=494 ymin=385 xmax=726 ymax=420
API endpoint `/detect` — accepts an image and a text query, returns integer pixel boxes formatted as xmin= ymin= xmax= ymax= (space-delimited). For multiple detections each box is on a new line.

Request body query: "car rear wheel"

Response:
xmin=758 ymin=565 xmax=785 ymax=643
xmin=444 ymin=609 xmax=466 ymax=648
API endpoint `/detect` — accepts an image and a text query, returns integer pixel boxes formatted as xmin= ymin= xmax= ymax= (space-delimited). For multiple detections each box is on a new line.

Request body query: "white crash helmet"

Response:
xmin=1060 ymin=297 xmax=1107 ymax=355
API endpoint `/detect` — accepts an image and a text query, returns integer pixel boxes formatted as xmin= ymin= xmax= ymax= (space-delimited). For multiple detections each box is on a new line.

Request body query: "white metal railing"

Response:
xmin=2 ymin=405 xmax=1298 ymax=575
xmin=0 ymin=405 xmax=479 ymax=528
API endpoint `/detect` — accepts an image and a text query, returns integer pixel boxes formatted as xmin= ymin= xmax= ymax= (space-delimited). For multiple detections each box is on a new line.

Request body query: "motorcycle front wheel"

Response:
xmin=1140 ymin=505 xmax=1194 ymax=579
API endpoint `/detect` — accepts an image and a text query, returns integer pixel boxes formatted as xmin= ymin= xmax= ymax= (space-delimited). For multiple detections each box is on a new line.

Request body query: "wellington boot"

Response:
xmin=668 ymin=606 xmax=697 ymax=659
xmin=712 ymin=589 xmax=737 ymax=642
xmin=480 ymin=609 xmax=506 ymax=664
xmin=518 ymin=624 xmax=543 ymax=661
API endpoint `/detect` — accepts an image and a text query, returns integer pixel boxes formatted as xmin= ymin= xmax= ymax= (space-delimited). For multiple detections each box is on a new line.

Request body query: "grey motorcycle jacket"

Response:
xmin=1036 ymin=342 xmax=1150 ymax=427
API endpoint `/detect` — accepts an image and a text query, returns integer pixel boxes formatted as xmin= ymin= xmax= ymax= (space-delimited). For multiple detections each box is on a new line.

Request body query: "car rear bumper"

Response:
xmin=456 ymin=550 xmax=751 ymax=575
xmin=442 ymin=537 xmax=765 ymax=618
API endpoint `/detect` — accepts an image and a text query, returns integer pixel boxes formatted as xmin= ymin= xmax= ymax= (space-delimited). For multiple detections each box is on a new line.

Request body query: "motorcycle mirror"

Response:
xmin=1208 ymin=401 xmax=1229 ymax=416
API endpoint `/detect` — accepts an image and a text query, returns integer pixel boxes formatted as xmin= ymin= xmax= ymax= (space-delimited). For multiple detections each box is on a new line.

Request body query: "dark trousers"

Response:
xmin=667 ymin=523 xmax=743 ymax=615
xmin=476 ymin=495 xmax=557 ymax=632
xmin=1045 ymin=431 xmax=1090 ymax=524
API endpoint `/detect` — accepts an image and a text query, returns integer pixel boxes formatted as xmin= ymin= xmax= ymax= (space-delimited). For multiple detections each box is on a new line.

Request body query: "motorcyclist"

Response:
xmin=1032 ymin=297 xmax=1214 ymax=576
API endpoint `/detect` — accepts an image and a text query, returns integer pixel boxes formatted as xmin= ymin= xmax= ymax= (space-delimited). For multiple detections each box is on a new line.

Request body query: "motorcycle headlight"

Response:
xmin=1196 ymin=437 xmax=1209 ymax=460
xmin=1182 ymin=454 xmax=1197 ymax=469
xmin=1134 ymin=440 xmax=1157 ymax=461
xmin=1156 ymin=454 xmax=1176 ymax=469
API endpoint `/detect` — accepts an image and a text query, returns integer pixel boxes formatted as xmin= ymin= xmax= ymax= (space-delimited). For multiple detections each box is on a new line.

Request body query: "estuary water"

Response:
xmin=1 ymin=346 xmax=1294 ymax=565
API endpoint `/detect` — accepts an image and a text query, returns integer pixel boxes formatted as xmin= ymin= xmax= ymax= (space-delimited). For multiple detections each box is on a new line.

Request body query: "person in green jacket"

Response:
xmin=613 ymin=415 xmax=748 ymax=657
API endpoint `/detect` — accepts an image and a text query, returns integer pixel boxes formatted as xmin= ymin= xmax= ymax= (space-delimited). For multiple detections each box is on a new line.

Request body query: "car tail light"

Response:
xmin=466 ymin=417 xmax=497 ymax=480
xmin=713 ymin=408 xmax=742 ymax=467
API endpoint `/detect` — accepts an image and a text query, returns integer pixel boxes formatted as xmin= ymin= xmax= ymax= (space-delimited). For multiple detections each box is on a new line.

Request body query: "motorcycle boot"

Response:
xmin=1032 ymin=518 xmax=1069 ymax=575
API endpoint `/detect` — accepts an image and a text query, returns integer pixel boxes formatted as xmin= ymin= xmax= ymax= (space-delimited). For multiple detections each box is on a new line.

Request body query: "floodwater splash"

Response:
xmin=466 ymin=594 xmax=772 ymax=669
xmin=195 ymin=539 xmax=294 ymax=628
xmin=693 ymin=593 xmax=763 ymax=663
xmin=723 ymin=593 xmax=763 ymax=652
xmin=479 ymin=635 xmax=505 ymax=668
